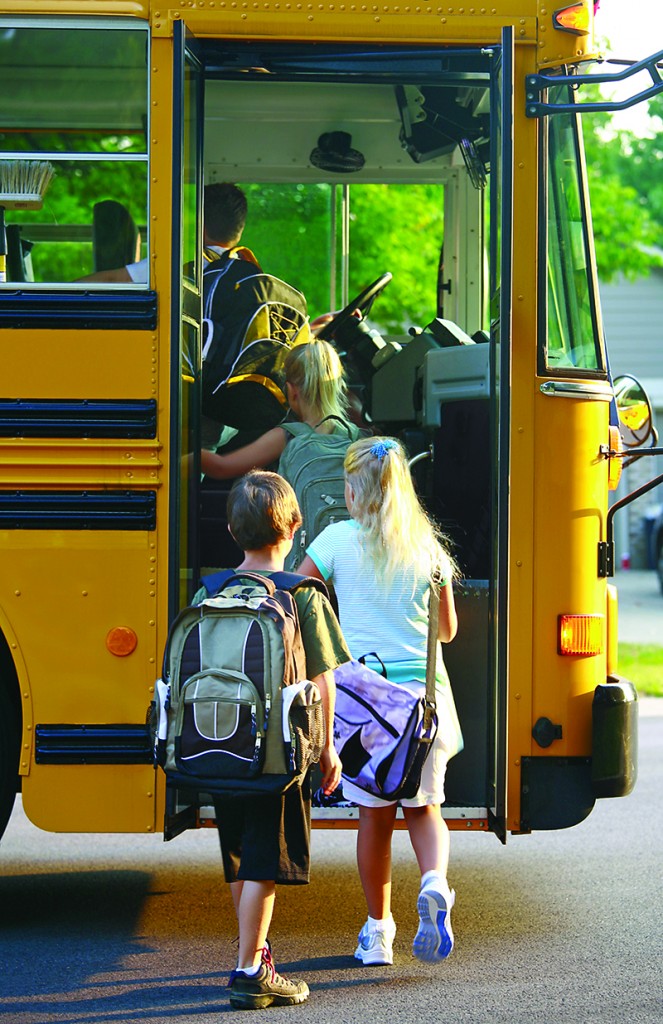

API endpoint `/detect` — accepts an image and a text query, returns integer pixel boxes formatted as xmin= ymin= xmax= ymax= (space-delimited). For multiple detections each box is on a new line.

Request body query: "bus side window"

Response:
xmin=0 ymin=23 xmax=149 ymax=288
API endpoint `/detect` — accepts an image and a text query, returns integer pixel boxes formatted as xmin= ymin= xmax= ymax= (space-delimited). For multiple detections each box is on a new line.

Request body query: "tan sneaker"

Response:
xmin=228 ymin=947 xmax=309 ymax=1009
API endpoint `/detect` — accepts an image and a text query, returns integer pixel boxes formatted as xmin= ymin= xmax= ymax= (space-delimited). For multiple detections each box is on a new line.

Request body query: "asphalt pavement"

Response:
xmin=1 ymin=713 xmax=662 ymax=1023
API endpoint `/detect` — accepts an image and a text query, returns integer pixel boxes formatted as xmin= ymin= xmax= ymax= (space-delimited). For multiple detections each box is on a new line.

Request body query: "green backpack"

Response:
xmin=152 ymin=571 xmax=327 ymax=796
xmin=278 ymin=416 xmax=364 ymax=571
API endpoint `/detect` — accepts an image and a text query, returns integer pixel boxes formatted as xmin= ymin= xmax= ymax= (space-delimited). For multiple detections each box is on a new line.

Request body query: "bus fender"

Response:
xmin=591 ymin=679 xmax=638 ymax=798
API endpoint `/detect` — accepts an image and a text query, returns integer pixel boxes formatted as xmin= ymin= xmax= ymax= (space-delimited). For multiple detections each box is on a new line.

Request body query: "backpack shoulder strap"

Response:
xmin=228 ymin=245 xmax=262 ymax=269
xmin=315 ymin=415 xmax=363 ymax=440
xmin=280 ymin=421 xmax=315 ymax=440
xmin=200 ymin=569 xmax=328 ymax=599
xmin=269 ymin=571 xmax=329 ymax=599
xmin=200 ymin=569 xmax=276 ymax=598
xmin=199 ymin=568 xmax=233 ymax=597
xmin=203 ymin=247 xmax=230 ymax=267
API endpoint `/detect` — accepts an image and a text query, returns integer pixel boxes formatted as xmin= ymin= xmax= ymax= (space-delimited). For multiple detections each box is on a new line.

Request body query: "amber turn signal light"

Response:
xmin=558 ymin=614 xmax=603 ymax=655
xmin=553 ymin=3 xmax=591 ymax=35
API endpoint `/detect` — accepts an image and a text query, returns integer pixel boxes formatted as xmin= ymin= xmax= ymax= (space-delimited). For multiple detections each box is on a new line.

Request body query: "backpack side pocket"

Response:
xmin=151 ymin=676 xmax=171 ymax=768
xmin=281 ymin=680 xmax=325 ymax=780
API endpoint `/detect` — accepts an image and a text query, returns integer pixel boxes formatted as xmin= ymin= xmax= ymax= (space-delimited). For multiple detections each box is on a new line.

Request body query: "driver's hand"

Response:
xmin=310 ymin=309 xmax=362 ymax=337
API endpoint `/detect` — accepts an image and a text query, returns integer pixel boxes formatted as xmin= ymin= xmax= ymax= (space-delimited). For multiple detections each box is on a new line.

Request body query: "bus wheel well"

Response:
xmin=0 ymin=629 xmax=22 ymax=842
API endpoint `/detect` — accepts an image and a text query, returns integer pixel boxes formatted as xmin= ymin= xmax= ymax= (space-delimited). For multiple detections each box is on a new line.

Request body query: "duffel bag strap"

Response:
xmin=423 ymin=581 xmax=440 ymax=731
xmin=358 ymin=651 xmax=388 ymax=677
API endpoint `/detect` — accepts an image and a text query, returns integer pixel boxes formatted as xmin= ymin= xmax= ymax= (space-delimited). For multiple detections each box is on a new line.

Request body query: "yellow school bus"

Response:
xmin=1 ymin=0 xmax=660 ymax=843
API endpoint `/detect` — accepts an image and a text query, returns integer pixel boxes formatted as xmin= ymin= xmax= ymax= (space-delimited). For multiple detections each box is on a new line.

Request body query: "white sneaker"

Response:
xmin=354 ymin=919 xmax=396 ymax=966
xmin=413 ymin=884 xmax=455 ymax=962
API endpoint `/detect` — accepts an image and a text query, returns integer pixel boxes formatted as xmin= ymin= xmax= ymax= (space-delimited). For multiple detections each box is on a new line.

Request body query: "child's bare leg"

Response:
xmin=402 ymin=804 xmax=450 ymax=878
xmin=357 ymin=803 xmax=398 ymax=919
xmin=234 ymin=879 xmax=276 ymax=969
xmin=230 ymin=879 xmax=243 ymax=918
xmin=404 ymin=805 xmax=454 ymax=962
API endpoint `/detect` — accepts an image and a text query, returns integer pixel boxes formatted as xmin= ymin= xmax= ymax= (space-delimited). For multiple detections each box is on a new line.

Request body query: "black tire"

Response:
xmin=0 ymin=676 xmax=21 ymax=842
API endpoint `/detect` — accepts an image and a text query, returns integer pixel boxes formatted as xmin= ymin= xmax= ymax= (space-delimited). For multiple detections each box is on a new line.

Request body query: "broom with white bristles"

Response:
xmin=0 ymin=160 xmax=55 ymax=283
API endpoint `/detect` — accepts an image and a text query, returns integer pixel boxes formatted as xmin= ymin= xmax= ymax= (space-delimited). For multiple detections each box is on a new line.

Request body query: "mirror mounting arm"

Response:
xmin=600 ymin=445 xmax=663 ymax=460
xmin=598 ymin=470 xmax=663 ymax=578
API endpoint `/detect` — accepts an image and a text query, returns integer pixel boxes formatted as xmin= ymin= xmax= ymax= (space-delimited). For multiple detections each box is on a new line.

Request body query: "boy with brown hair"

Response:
xmin=201 ymin=469 xmax=349 ymax=1010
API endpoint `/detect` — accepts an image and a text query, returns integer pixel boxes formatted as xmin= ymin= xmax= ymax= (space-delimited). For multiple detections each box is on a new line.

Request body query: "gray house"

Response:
xmin=600 ymin=264 xmax=663 ymax=569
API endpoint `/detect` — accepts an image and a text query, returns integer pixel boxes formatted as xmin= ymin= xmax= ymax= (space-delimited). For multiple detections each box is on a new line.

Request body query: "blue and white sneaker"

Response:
xmin=354 ymin=918 xmax=396 ymax=965
xmin=413 ymin=884 xmax=455 ymax=962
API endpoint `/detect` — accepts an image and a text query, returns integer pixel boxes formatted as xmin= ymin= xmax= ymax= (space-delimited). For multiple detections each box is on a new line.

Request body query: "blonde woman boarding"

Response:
xmin=298 ymin=435 xmax=463 ymax=967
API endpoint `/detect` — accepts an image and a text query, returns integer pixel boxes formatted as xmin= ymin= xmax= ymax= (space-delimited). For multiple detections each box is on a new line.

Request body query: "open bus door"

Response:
xmin=163 ymin=20 xmax=205 ymax=840
xmin=491 ymin=25 xmax=513 ymax=840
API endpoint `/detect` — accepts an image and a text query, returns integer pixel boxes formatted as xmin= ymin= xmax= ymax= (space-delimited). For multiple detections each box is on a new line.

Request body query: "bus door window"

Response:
xmin=541 ymin=86 xmax=605 ymax=375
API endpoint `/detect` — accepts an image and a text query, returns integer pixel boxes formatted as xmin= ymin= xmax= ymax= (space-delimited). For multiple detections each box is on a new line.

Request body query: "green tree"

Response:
xmin=242 ymin=182 xmax=444 ymax=332
xmin=582 ymin=88 xmax=663 ymax=281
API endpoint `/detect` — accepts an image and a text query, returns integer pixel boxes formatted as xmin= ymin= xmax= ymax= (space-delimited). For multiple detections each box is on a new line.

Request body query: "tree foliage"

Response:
xmin=242 ymin=182 xmax=443 ymax=331
xmin=582 ymin=88 xmax=663 ymax=281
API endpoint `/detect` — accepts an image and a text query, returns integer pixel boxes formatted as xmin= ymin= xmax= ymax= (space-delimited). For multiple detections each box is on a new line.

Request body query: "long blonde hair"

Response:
xmin=344 ymin=435 xmax=458 ymax=586
xmin=284 ymin=339 xmax=349 ymax=422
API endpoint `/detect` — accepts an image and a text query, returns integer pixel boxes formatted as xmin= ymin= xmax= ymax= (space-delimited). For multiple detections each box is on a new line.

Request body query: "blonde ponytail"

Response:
xmin=284 ymin=339 xmax=349 ymax=422
xmin=344 ymin=435 xmax=458 ymax=586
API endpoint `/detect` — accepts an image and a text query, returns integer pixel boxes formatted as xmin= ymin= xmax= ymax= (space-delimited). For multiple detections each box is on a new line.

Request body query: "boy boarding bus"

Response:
xmin=1 ymin=0 xmax=661 ymax=844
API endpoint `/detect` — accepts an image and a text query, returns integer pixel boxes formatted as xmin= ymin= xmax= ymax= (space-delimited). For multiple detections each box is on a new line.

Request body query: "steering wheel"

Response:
xmin=317 ymin=272 xmax=392 ymax=341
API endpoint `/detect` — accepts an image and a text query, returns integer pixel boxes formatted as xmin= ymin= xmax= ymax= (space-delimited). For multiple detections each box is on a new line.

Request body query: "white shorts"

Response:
xmin=341 ymin=727 xmax=449 ymax=809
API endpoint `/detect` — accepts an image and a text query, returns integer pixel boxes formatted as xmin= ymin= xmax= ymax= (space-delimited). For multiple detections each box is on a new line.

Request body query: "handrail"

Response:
xmin=526 ymin=49 xmax=663 ymax=118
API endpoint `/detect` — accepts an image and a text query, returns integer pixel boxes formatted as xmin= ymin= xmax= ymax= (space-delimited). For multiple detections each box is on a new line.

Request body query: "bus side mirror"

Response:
xmin=614 ymin=374 xmax=656 ymax=449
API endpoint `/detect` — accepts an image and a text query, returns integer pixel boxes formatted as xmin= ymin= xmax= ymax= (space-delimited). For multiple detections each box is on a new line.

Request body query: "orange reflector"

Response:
xmin=608 ymin=424 xmax=623 ymax=491
xmin=558 ymin=614 xmax=603 ymax=655
xmin=106 ymin=626 xmax=138 ymax=657
xmin=553 ymin=3 xmax=591 ymax=34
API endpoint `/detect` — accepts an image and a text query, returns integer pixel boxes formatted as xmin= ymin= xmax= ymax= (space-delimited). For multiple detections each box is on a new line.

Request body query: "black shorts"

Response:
xmin=213 ymin=775 xmax=311 ymax=886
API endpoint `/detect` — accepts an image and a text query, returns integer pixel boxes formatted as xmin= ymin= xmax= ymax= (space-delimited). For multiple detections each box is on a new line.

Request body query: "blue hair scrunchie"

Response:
xmin=369 ymin=439 xmax=399 ymax=461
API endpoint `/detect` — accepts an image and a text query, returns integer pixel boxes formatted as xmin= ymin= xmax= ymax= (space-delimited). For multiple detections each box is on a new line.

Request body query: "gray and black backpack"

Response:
xmin=279 ymin=416 xmax=364 ymax=571
xmin=152 ymin=571 xmax=327 ymax=797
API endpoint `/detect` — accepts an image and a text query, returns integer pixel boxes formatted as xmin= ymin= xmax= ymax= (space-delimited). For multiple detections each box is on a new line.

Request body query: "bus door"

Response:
xmin=175 ymin=37 xmax=516 ymax=838
xmin=162 ymin=20 xmax=205 ymax=839
xmin=434 ymin=27 xmax=513 ymax=840
xmin=490 ymin=27 xmax=514 ymax=838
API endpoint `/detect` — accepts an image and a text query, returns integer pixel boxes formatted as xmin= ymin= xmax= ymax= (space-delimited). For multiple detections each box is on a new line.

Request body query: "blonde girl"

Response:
xmin=298 ymin=435 xmax=463 ymax=967
xmin=200 ymin=337 xmax=350 ymax=479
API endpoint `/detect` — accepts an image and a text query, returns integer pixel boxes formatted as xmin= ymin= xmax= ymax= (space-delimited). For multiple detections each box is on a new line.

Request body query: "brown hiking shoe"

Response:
xmin=228 ymin=948 xmax=309 ymax=1010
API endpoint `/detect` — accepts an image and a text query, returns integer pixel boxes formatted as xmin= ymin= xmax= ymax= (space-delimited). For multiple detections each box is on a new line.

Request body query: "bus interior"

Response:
xmin=197 ymin=45 xmax=502 ymax=824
